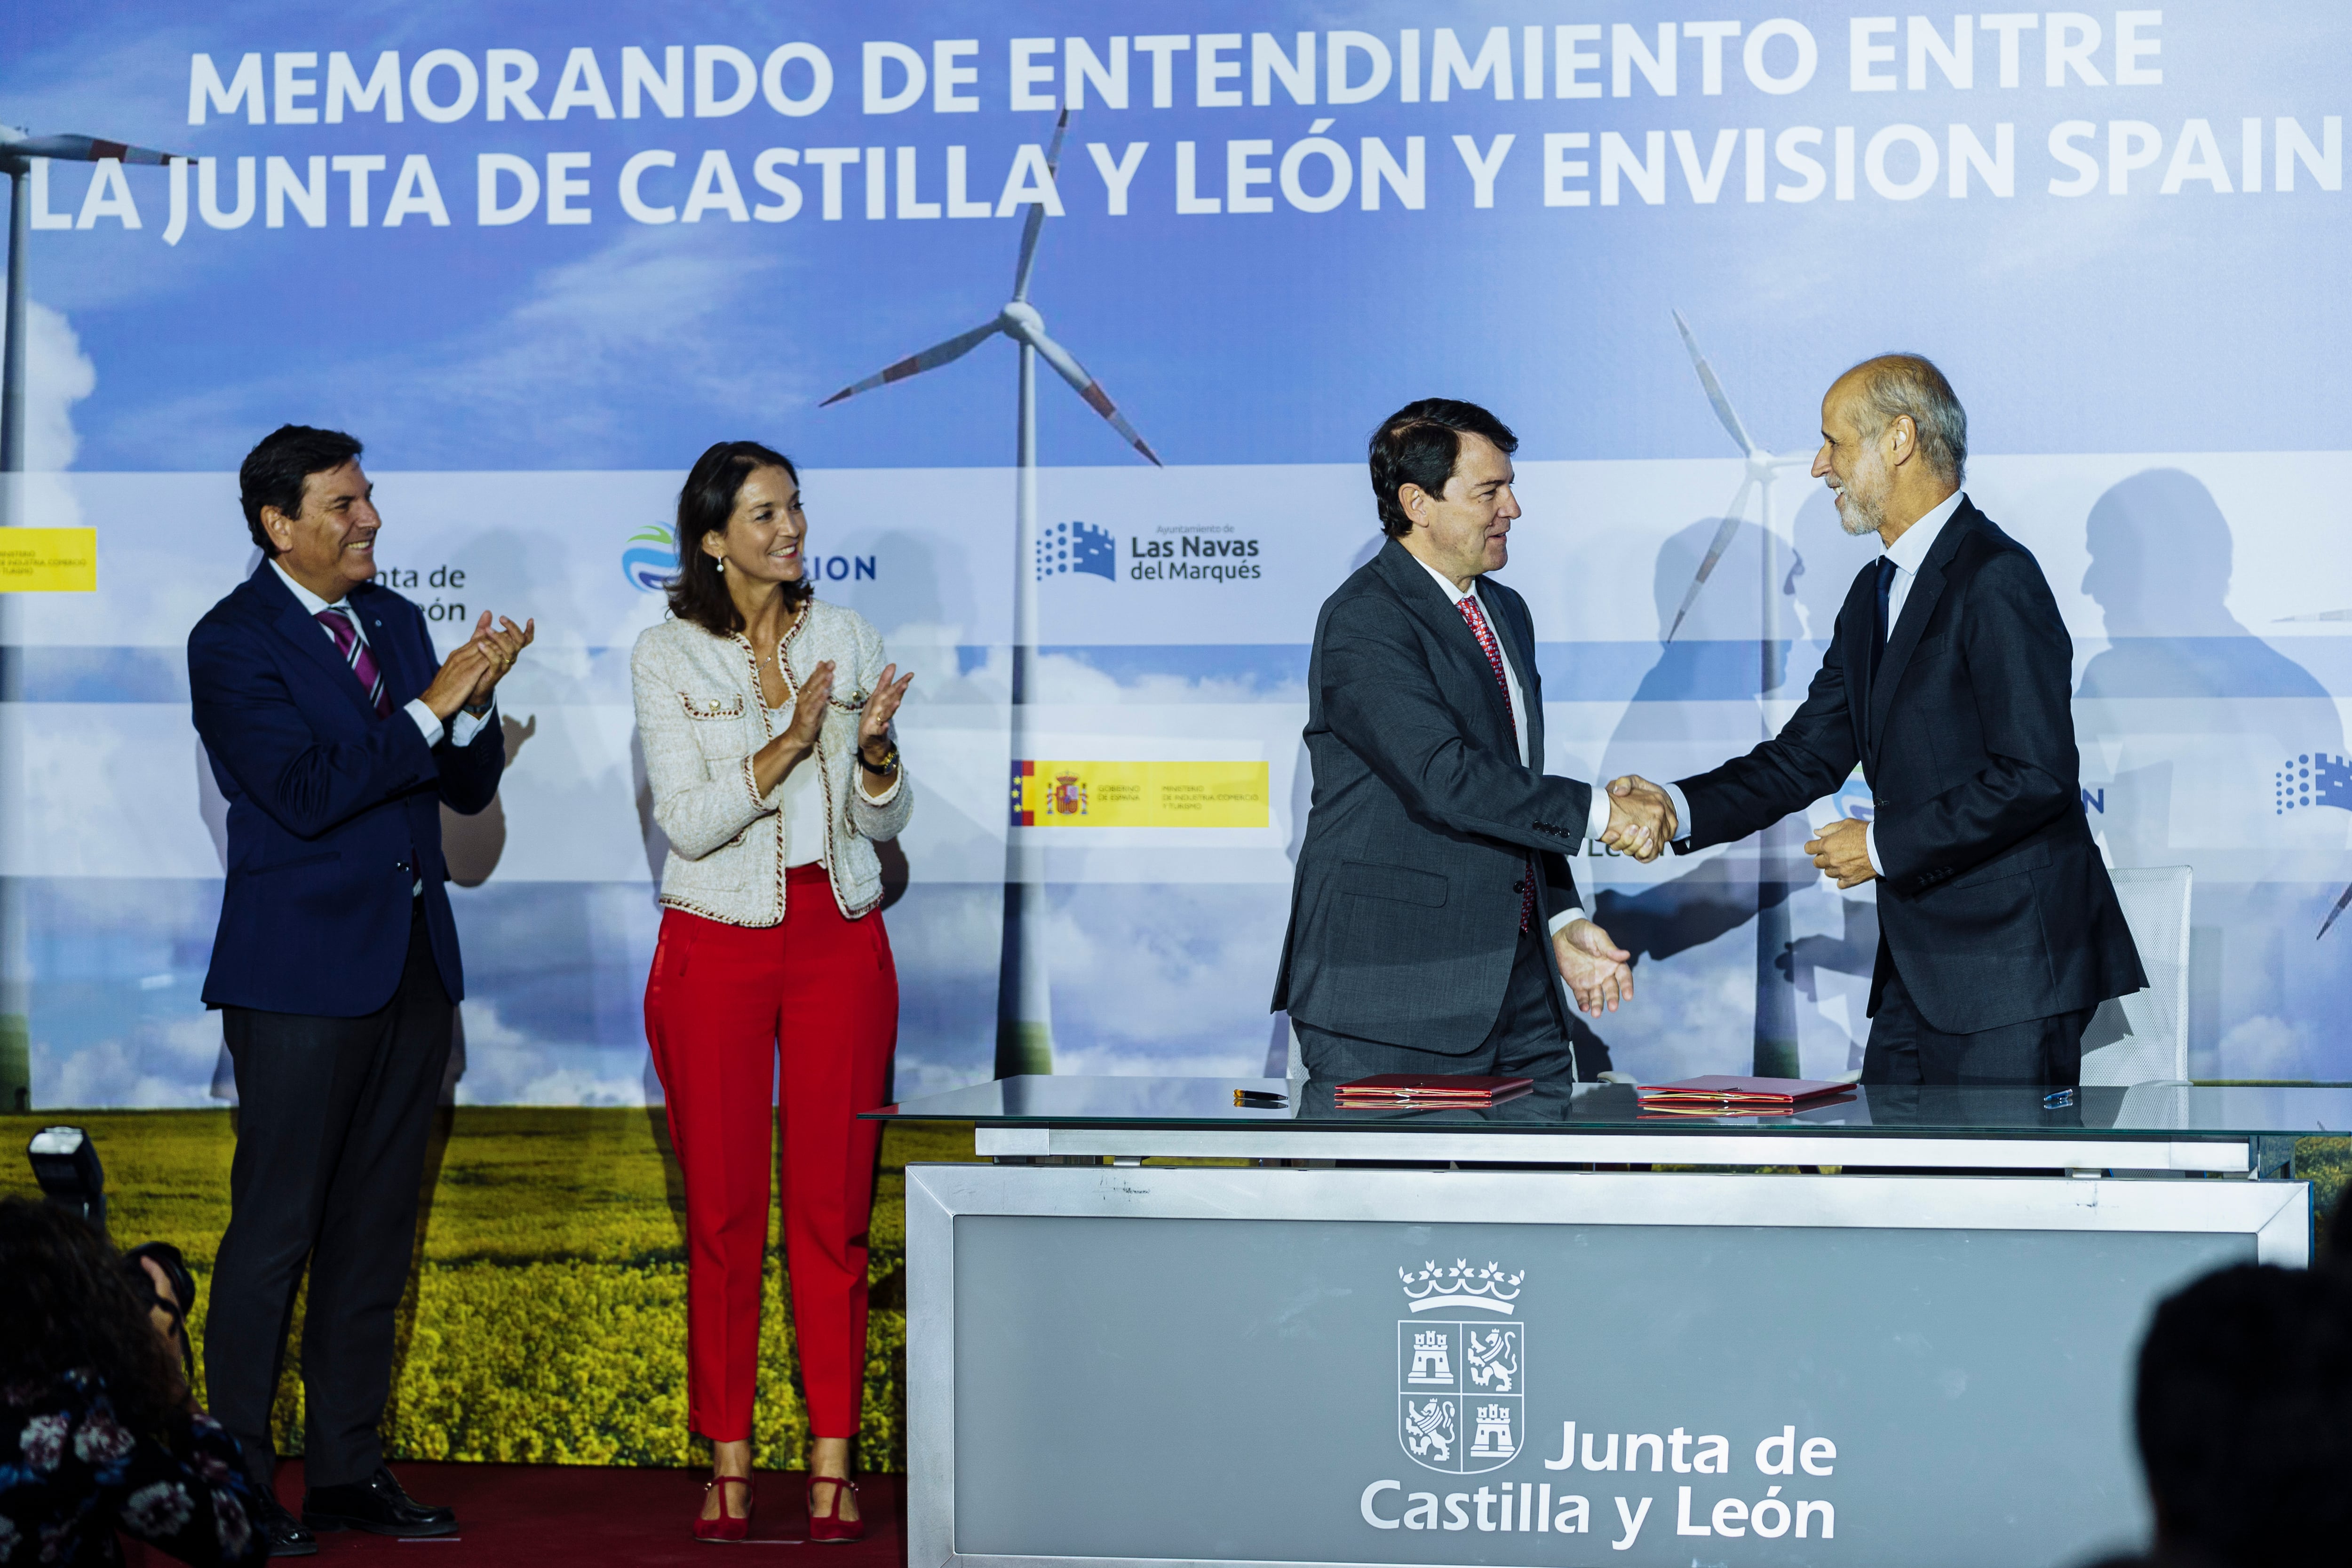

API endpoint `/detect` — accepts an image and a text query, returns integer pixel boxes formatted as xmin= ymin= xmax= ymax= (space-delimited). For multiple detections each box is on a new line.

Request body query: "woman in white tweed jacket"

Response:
xmin=631 ymin=441 xmax=912 ymax=1544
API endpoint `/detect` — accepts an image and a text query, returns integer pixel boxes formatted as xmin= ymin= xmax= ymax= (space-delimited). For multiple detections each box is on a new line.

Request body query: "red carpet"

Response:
xmin=122 ymin=1463 xmax=905 ymax=1567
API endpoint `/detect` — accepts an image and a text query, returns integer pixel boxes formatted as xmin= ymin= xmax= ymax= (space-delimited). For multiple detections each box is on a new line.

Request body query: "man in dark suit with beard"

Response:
xmin=1626 ymin=356 xmax=2144 ymax=1085
xmin=188 ymin=425 xmax=532 ymax=1552
xmin=1272 ymin=399 xmax=1673 ymax=1084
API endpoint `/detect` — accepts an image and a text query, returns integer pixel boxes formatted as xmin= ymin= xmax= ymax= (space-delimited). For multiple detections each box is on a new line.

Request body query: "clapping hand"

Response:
xmin=855 ymin=663 xmax=914 ymax=797
xmin=460 ymin=612 xmax=535 ymax=708
xmin=1602 ymin=775 xmax=1678 ymax=862
xmin=1553 ymin=918 xmax=1636 ymax=1013
xmin=783 ymin=659 xmax=835 ymax=752
xmin=857 ymin=663 xmax=914 ymax=760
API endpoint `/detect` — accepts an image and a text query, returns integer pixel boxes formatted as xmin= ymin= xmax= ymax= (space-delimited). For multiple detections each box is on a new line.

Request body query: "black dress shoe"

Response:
xmin=302 ymin=1465 xmax=459 ymax=1536
xmin=251 ymin=1489 xmax=319 ymax=1556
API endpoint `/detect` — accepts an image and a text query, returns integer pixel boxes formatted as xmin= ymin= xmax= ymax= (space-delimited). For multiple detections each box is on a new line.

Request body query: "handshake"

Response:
xmin=1549 ymin=774 xmax=1677 ymax=1017
xmin=1597 ymin=775 xmax=1678 ymax=863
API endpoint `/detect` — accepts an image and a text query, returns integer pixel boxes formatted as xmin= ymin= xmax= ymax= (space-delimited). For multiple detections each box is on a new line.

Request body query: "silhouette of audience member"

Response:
xmin=2079 ymin=1262 xmax=2352 ymax=1568
xmin=2325 ymin=1182 xmax=2352 ymax=1278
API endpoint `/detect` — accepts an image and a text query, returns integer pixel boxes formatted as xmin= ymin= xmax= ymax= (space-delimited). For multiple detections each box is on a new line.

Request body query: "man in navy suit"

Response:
xmin=1626 ymin=357 xmax=2143 ymax=1086
xmin=189 ymin=425 xmax=532 ymax=1552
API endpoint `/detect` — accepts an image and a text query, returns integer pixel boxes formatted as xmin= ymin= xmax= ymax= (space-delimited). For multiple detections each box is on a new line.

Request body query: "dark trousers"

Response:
xmin=1295 ymin=922 xmax=1578 ymax=1084
xmin=204 ymin=905 xmax=452 ymax=1489
xmin=1862 ymin=966 xmax=2093 ymax=1088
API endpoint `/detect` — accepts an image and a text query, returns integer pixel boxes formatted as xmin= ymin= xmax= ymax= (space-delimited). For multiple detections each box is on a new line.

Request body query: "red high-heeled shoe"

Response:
xmin=807 ymin=1475 xmax=864 ymax=1544
xmin=694 ymin=1475 xmax=754 ymax=1543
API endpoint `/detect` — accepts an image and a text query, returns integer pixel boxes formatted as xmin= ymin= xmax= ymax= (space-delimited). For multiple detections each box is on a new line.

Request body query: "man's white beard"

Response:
xmin=1833 ymin=469 xmax=1887 ymax=536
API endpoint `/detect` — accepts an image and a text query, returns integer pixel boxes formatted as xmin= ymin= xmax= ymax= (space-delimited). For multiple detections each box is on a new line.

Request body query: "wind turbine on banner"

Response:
xmin=1664 ymin=310 xmax=1817 ymax=1076
xmin=820 ymin=109 xmax=1161 ymax=1080
xmin=1 ymin=126 xmax=174 ymax=495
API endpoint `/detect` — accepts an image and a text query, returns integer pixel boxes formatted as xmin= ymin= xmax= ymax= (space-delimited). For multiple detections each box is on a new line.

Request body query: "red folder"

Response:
xmin=1634 ymin=1074 xmax=1852 ymax=1107
xmin=1335 ymin=1074 xmax=1534 ymax=1105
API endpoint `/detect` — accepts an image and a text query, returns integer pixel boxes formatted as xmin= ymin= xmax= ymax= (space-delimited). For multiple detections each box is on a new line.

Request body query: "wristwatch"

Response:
xmin=858 ymin=741 xmax=900 ymax=777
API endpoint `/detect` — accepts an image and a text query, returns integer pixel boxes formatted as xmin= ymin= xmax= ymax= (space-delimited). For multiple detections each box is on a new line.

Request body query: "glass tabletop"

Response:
xmin=868 ymin=1075 xmax=2352 ymax=1138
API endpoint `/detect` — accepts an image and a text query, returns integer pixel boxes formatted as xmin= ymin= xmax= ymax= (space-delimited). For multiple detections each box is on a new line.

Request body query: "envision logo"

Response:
xmin=623 ymin=524 xmax=877 ymax=592
xmin=622 ymin=525 xmax=677 ymax=592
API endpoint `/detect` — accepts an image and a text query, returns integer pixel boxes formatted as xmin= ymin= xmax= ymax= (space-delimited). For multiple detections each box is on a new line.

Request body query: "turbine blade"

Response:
xmin=1663 ymin=475 xmax=1756 ymax=644
xmin=818 ymin=321 xmax=1001 ymax=406
xmin=3 ymin=133 xmax=176 ymax=164
xmin=1671 ymin=309 xmax=1760 ymax=458
xmin=1011 ymin=106 xmax=1072 ymax=304
xmin=1027 ymin=327 xmax=1162 ymax=466
xmin=2320 ymin=880 xmax=2352 ymax=940
xmin=1044 ymin=105 xmax=1071 ymax=177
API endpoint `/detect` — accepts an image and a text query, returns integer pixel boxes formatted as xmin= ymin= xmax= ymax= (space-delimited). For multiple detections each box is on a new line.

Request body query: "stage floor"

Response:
xmin=124 ymin=1463 xmax=904 ymax=1566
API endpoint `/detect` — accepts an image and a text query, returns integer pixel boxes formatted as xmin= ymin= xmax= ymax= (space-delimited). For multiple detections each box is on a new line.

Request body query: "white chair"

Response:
xmin=2079 ymin=865 xmax=2193 ymax=1086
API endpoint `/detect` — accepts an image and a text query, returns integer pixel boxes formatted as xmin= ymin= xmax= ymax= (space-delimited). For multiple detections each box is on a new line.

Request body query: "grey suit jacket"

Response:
xmin=1272 ymin=539 xmax=1595 ymax=1053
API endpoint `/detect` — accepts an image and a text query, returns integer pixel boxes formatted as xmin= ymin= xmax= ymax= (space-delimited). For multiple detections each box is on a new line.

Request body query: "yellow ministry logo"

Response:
xmin=0 ymin=529 xmax=96 ymax=592
xmin=1010 ymin=760 xmax=1269 ymax=828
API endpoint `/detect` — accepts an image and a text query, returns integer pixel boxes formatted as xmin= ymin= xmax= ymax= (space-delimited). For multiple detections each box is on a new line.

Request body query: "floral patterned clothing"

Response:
xmin=0 ymin=1371 xmax=264 ymax=1566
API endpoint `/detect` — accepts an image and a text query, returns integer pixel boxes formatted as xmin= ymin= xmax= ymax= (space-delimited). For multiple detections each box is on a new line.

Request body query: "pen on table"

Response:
xmin=1235 ymin=1090 xmax=1287 ymax=1107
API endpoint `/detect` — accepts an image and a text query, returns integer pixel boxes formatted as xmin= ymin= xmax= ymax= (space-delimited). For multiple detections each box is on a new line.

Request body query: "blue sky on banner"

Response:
xmin=2 ymin=0 xmax=2346 ymax=475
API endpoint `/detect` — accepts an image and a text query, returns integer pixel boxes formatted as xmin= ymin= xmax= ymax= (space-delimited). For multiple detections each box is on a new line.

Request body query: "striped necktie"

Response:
xmin=1456 ymin=593 xmax=1535 ymax=935
xmin=317 ymin=606 xmax=392 ymax=718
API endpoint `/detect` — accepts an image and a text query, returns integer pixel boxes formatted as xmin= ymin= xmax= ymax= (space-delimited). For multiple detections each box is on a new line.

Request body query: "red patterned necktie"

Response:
xmin=317 ymin=607 xmax=392 ymax=718
xmin=1456 ymin=592 xmax=1535 ymax=935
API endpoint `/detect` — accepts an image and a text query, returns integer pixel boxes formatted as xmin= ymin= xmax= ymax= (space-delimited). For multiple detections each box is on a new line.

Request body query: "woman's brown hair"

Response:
xmin=665 ymin=440 xmax=813 ymax=637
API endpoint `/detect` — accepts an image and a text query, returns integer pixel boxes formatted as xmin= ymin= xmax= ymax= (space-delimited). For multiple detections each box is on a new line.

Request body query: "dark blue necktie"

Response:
xmin=1871 ymin=556 xmax=1898 ymax=678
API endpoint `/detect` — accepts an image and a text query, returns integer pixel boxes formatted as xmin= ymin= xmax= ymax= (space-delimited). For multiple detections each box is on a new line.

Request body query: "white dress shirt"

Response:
xmin=269 ymin=558 xmax=494 ymax=752
xmin=775 ymin=721 xmax=905 ymax=868
xmin=1413 ymin=557 xmax=1610 ymax=931
xmin=774 ymin=710 xmax=829 ymax=868
xmin=1658 ymin=489 xmax=1966 ymax=879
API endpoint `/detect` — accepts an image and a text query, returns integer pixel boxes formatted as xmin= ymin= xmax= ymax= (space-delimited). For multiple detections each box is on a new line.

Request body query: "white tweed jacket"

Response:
xmin=630 ymin=601 xmax=912 ymax=926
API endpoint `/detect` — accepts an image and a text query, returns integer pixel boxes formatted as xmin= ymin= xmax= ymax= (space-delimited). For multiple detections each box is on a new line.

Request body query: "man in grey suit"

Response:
xmin=1271 ymin=399 xmax=1672 ymax=1083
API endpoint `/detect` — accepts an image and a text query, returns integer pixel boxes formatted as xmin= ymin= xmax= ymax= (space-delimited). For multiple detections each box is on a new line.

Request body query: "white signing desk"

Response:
xmin=871 ymin=1077 xmax=2336 ymax=1568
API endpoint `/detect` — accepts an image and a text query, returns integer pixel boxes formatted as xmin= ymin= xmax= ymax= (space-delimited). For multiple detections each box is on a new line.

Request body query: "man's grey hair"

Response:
xmin=1841 ymin=353 xmax=1967 ymax=485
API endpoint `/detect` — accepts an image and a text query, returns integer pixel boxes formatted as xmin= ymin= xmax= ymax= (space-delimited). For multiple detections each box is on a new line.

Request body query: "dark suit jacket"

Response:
xmin=189 ymin=565 xmax=503 ymax=1017
xmin=1674 ymin=499 xmax=2145 ymax=1034
xmin=1272 ymin=539 xmax=1595 ymax=1053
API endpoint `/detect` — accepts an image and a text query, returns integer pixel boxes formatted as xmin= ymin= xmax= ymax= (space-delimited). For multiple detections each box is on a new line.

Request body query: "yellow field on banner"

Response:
xmin=0 ymin=529 xmax=97 ymax=591
xmin=1015 ymin=760 xmax=1270 ymax=828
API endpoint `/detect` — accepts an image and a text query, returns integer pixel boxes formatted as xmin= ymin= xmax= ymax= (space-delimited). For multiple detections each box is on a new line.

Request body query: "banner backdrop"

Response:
xmin=5 ymin=0 xmax=2350 ymax=1110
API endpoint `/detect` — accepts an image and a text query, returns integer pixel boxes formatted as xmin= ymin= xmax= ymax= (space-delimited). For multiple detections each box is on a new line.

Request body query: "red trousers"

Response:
xmin=644 ymin=866 xmax=897 ymax=1442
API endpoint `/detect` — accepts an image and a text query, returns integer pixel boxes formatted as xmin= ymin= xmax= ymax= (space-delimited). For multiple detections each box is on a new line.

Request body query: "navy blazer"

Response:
xmin=189 ymin=565 xmax=503 ymax=1016
xmin=1674 ymin=500 xmax=2145 ymax=1034
xmin=1273 ymin=539 xmax=1593 ymax=1053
